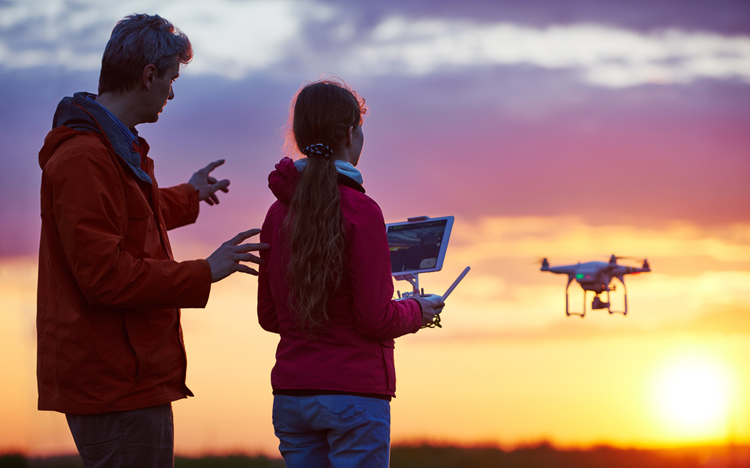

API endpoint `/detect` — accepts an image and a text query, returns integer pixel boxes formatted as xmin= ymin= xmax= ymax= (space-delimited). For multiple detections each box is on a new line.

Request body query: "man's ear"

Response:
xmin=142 ymin=64 xmax=157 ymax=91
xmin=345 ymin=126 xmax=353 ymax=146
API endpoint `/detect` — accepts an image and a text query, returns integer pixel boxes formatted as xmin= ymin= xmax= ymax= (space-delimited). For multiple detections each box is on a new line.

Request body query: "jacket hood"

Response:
xmin=268 ymin=157 xmax=301 ymax=204
xmin=38 ymin=126 xmax=89 ymax=170
xmin=268 ymin=157 xmax=366 ymax=205
xmin=52 ymin=92 xmax=103 ymax=134
xmin=39 ymin=92 xmax=152 ymax=184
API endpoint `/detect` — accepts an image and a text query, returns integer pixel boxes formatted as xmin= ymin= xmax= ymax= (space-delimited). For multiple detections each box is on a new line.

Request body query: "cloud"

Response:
xmin=402 ymin=216 xmax=750 ymax=342
xmin=349 ymin=17 xmax=750 ymax=87
xmin=0 ymin=0 xmax=108 ymax=69
xmin=2 ymin=0 xmax=749 ymax=87
xmin=158 ymin=0 xmax=334 ymax=79
xmin=450 ymin=216 xmax=750 ymax=264
xmin=0 ymin=0 xmax=324 ymax=76
xmin=429 ymin=301 xmax=750 ymax=343
xmin=680 ymin=304 xmax=750 ymax=335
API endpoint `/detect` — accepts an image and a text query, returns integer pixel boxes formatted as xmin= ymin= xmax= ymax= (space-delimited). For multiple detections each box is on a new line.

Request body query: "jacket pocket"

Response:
xmin=122 ymin=315 xmax=140 ymax=381
xmin=380 ymin=340 xmax=396 ymax=393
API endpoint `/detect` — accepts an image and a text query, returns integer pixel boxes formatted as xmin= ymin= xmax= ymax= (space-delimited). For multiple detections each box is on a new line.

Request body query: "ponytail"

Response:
xmin=285 ymin=80 xmax=366 ymax=333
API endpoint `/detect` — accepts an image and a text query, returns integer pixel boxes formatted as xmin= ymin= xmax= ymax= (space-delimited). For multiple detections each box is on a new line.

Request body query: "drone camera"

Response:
xmin=591 ymin=296 xmax=609 ymax=310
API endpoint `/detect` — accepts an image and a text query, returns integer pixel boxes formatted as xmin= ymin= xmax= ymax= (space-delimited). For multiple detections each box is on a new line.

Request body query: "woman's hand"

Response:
xmin=413 ymin=294 xmax=445 ymax=327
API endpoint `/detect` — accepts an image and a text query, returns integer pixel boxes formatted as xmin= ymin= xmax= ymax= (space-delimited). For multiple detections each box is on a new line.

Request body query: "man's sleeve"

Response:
xmin=47 ymin=143 xmax=211 ymax=309
xmin=257 ymin=205 xmax=279 ymax=333
xmin=160 ymin=184 xmax=200 ymax=231
xmin=346 ymin=198 xmax=422 ymax=340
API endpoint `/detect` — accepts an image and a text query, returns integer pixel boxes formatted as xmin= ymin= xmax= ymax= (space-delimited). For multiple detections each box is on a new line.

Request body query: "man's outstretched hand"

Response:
xmin=188 ymin=159 xmax=230 ymax=205
xmin=207 ymin=229 xmax=270 ymax=283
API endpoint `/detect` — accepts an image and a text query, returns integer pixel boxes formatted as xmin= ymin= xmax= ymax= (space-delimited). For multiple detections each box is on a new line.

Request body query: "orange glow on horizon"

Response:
xmin=2 ymin=217 xmax=750 ymax=457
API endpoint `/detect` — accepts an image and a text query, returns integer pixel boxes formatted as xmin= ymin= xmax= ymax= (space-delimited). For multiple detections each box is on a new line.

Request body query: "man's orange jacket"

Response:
xmin=37 ymin=93 xmax=212 ymax=414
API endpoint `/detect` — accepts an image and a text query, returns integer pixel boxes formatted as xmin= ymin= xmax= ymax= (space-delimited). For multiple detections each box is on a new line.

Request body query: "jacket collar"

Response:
xmin=50 ymin=92 xmax=152 ymax=185
xmin=293 ymin=158 xmax=364 ymax=185
xmin=268 ymin=157 xmax=365 ymax=204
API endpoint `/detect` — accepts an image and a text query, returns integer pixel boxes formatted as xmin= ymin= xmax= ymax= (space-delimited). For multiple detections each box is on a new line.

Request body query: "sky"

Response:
xmin=1 ymin=0 xmax=750 ymax=458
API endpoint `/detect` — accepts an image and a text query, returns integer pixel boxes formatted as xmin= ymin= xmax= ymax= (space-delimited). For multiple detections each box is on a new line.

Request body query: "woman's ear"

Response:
xmin=345 ymin=126 xmax=353 ymax=146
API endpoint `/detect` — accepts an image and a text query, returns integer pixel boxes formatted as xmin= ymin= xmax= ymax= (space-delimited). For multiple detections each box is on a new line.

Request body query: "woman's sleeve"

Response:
xmin=346 ymin=197 xmax=422 ymax=340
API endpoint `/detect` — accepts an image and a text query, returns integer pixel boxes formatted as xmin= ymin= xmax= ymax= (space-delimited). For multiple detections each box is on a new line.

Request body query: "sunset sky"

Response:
xmin=1 ymin=0 xmax=749 ymax=457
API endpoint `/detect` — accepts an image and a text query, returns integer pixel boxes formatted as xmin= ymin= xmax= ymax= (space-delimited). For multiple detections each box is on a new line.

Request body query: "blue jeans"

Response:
xmin=272 ymin=394 xmax=391 ymax=468
xmin=66 ymin=403 xmax=174 ymax=468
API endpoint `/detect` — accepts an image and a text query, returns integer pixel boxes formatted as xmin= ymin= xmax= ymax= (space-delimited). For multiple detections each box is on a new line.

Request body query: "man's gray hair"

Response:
xmin=98 ymin=14 xmax=193 ymax=95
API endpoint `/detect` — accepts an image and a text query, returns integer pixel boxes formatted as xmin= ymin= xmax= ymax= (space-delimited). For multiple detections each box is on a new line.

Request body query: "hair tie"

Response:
xmin=302 ymin=143 xmax=333 ymax=158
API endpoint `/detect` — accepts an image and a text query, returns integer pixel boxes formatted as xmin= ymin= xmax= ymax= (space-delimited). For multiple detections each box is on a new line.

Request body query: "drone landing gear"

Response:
xmin=605 ymin=277 xmax=628 ymax=315
xmin=564 ymin=277 xmax=629 ymax=317
xmin=565 ymin=277 xmax=586 ymax=318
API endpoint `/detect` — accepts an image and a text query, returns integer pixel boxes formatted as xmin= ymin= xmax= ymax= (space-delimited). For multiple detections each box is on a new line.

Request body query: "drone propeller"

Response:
xmin=614 ymin=255 xmax=644 ymax=261
xmin=601 ymin=255 xmax=650 ymax=270
xmin=601 ymin=254 xmax=646 ymax=264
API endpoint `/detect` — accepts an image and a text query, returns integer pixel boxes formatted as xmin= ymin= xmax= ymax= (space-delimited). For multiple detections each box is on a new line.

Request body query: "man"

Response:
xmin=37 ymin=14 xmax=266 ymax=467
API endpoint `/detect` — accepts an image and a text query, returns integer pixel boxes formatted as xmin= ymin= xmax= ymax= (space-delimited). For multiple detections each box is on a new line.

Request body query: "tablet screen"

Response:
xmin=386 ymin=216 xmax=454 ymax=275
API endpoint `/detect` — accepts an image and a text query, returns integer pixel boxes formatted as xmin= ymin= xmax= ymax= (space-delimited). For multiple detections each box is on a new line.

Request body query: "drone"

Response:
xmin=541 ymin=254 xmax=650 ymax=317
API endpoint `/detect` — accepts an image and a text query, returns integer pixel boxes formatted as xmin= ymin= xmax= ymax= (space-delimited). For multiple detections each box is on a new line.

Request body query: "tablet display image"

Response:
xmin=386 ymin=217 xmax=453 ymax=275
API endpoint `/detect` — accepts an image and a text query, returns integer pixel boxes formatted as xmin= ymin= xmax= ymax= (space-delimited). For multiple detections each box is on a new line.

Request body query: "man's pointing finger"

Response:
xmin=200 ymin=159 xmax=225 ymax=174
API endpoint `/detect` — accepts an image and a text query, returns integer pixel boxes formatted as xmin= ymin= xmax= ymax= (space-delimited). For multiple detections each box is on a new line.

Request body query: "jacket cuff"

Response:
xmin=410 ymin=298 xmax=423 ymax=333
xmin=183 ymin=183 xmax=200 ymax=224
xmin=183 ymin=259 xmax=212 ymax=308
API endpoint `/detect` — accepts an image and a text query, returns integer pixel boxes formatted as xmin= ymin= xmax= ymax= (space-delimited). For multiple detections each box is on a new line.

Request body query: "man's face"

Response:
xmin=144 ymin=60 xmax=179 ymax=123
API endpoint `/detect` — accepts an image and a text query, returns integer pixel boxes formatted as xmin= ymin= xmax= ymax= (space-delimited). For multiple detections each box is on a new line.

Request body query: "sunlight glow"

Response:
xmin=651 ymin=353 xmax=734 ymax=440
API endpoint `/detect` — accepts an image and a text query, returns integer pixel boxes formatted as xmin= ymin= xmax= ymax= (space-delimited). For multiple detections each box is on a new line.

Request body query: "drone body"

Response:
xmin=541 ymin=255 xmax=650 ymax=317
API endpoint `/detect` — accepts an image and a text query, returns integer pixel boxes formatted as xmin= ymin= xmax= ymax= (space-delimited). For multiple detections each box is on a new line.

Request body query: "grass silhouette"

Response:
xmin=3 ymin=443 xmax=748 ymax=468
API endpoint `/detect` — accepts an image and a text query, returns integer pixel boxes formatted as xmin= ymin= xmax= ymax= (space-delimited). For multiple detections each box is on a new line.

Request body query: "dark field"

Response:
xmin=2 ymin=443 xmax=748 ymax=468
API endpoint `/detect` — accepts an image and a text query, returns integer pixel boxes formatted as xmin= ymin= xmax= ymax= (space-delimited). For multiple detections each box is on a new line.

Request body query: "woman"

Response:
xmin=257 ymin=79 xmax=444 ymax=467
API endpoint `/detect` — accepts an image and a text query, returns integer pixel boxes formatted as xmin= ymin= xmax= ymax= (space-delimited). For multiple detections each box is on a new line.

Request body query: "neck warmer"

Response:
xmin=293 ymin=158 xmax=364 ymax=185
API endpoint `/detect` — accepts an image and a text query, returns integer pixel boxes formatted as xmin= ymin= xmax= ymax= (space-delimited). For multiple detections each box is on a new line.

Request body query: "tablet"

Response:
xmin=386 ymin=216 xmax=454 ymax=275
